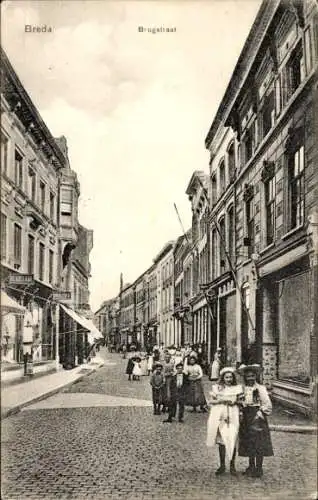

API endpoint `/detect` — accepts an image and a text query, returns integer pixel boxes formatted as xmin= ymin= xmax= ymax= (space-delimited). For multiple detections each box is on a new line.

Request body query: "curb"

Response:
xmin=1 ymin=363 xmax=103 ymax=420
xmin=269 ymin=424 xmax=317 ymax=434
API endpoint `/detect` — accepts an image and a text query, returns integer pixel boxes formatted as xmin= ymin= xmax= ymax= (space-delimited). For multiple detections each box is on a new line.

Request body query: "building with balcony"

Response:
xmin=1 ymin=48 xmax=66 ymax=364
xmin=205 ymin=0 xmax=318 ymax=414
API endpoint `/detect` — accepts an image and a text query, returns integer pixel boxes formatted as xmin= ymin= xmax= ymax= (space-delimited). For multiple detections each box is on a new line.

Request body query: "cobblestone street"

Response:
xmin=1 ymin=350 xmax=317 ymax=500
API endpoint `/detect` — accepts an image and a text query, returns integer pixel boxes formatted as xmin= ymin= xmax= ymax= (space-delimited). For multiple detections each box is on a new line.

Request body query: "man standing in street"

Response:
xmin=163 ymin=362 xmax=188 ymax=423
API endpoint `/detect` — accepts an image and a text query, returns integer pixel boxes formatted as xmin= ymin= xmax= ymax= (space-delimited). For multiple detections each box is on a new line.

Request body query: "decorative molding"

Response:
xmin=243 ymin=183 xmax=254 ymax=201
xmin=261 ymin=160 xmax=275 ymax=182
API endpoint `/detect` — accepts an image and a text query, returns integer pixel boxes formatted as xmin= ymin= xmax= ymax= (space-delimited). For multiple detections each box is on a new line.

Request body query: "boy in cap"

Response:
xmin=163 ymin=362 xmax=188 ymax=423
xmin=150 ymin=362 xmax=165 ymax=415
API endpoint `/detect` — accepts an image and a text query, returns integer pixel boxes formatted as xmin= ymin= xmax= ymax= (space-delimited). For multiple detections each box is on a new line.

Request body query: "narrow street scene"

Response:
xmin=1 ymin=348 xmax=317 ymax=500
xmin=1 ymin=0 xmax=318 ymax=499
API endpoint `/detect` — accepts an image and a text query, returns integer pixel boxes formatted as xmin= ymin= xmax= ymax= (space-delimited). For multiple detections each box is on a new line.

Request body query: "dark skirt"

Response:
xmin=238 ymin=406 xmax=274 ymax=457
xmin=126 ymin=358 xmax=134 ymax=375
xmin=185 ymin=379 xmax=206 ymax=407
xmin=162 ymin=376 xmax=173 ymax=406
xmin=152 ymin=387 xmax=164 ymax=404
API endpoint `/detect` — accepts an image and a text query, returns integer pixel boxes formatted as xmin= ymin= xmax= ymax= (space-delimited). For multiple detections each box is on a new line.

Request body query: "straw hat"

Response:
xmin=237 ymin=363 xmax=262 ymax=375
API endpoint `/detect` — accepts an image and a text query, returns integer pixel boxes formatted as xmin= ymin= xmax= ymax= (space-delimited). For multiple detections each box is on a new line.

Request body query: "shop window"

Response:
xmin=28 ymin=167 xmax=36 ymax=203
xmin=14 ymin=224 xmax=22 ymax=267
xmin=27 ymin=235 xmax=35 ymax=275
xmin=39 ymin=242 xmax=45 ymax=281
xmin=265 ymin=176 xmax=275 ymax=245
xmin=1 ymin=213 xmax=7 ymax=260
xmin=15 ymin=150 xmax=23 ymax=188
xmin=1 ymin=133 xmax=8 ymax=175
xmin=289 ymin=145 xmax=305 ymax=229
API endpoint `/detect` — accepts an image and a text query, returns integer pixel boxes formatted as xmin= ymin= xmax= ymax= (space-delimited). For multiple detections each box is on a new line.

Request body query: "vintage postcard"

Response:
xmin=1 ymin=0 xmax=317 ymax=499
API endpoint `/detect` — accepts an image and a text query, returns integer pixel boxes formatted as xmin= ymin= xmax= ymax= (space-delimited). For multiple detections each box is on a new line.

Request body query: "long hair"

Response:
xmin=218 ymin=370 xmax=237 ymax=386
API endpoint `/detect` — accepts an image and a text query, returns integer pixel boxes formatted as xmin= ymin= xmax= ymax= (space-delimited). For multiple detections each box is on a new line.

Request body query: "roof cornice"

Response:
xmin=204 ymin=0 xmax=280 ymax=149
xmin=1 ymin=47 xmax=66 ymax=169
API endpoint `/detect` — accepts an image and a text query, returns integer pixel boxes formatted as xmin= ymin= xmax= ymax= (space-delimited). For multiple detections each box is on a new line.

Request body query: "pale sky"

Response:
xmin=2 ymin=0 xmax=261 ymax=312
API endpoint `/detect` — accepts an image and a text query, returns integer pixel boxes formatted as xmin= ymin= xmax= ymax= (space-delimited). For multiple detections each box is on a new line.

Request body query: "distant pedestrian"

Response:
xmin=147 ymin=353 xmax=154 ymax=375
xmin=162 ymin=352 xmax=175 ymax=413
xmin=238 ymin=364 xmax=274 ymax=478
xmin=125 ymin=348 xmax=136 ymax=381
xmin=150 ymin=363 xmax=165 ymax=415
xmin=122 ymin=344 xmax=127 ymax=359
xmin=163 ymin=363 xmax=188 ymax=424
xmin=210 ymin=348 xmax=222 ymax=381
xmin=184 ymin=353 xmax=207 ymax=412
xmin=206 ymin=367 xmax=243 ymax=476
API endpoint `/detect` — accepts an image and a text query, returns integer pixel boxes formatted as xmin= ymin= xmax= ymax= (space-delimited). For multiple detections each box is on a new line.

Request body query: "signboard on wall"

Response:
xmin=9 ymin=274 xmax=33 ymax=285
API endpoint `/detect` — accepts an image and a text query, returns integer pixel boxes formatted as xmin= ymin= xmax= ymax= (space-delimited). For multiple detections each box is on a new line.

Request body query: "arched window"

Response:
xmin=228 ymin=142 xmax=235 ymax=182
xmin=219 ymin=159 xmax=226 ymax=195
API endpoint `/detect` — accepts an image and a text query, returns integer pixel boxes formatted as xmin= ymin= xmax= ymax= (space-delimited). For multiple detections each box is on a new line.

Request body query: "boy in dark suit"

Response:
xmin=150 ymin=362 xmax=165 ymax=415
xmin=163 ymin=363 xmax=188 ymax=423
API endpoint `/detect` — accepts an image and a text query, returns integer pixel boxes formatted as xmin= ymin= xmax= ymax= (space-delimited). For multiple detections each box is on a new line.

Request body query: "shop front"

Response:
xmin=259 ymin=251 xmax=314 ymax=415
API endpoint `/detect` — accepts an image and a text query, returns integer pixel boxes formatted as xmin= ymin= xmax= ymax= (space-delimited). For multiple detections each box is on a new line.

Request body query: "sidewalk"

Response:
xmin=1 ymin=356 xmax=105 ymax=419
xmin=1 ymin=361 xmax=57 ymax=387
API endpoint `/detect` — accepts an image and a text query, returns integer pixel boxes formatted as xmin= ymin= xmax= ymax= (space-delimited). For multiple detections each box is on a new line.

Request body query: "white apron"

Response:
xmin=206 ymin=384 xmax=242 ymax=461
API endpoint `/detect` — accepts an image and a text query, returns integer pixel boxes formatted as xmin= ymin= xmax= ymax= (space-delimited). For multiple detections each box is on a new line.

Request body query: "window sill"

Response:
xmin=259 ymin=243 xmax=275 ymax=255
xmin=281 ymin=225 xmax=304 ymax=241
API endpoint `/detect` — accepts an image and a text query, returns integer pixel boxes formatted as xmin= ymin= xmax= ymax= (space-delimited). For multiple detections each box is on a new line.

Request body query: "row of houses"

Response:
xmin=95 ymin=0 xmax=318 ymax=415
xmin=1 ymin=48 xmax=97 ymax=369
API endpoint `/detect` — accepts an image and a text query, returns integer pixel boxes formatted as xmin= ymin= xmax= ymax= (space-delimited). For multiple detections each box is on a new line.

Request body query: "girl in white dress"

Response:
xmin=206 ymin=367 xmax=243 ymax=475
xmin=132 ymin=356 xmax=142 ymax=381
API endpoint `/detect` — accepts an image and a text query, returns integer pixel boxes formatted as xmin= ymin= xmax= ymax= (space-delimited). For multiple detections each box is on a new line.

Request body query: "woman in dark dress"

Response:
xmin=238 ymin=364 xmax=274 ymax=478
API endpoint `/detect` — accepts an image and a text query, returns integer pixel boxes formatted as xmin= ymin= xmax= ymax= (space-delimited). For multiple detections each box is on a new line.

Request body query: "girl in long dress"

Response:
xmin=184 ymin=353 xmax=207 ymax=412
xmin=237 ymin=364 xmax=274 ymax=478
xmin=206 ymin=367 xmax=243 ymax=475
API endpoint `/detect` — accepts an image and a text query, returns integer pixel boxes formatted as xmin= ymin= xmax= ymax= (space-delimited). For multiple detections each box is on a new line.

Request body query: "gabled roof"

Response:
xmin=186 ymin=171 xmax=209 ymax=196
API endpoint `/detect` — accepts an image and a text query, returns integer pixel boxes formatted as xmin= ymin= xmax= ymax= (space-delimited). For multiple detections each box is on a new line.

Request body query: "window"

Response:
xmin=227 ymin=206 xmax=234 ymax=260
xmin=27 ymin=235 xmax=35 ymax=275
xmin=14 ymin=224 xmax=22 ymax=266
xmin=49 ymin=192 xmax=55 ymax=220
xmin=15 ymin=150 xmax=23 ymax=188
xmin=28 ymin=168 xmax=36 ymax=202
xmin=282 ymin=43 xmax=305 ymax=105
xmin=1 ymin=134 xmax=8 ymax=175
xmin=219 ymin=160 xmax=226 ymax=195
xmin=245 ymin=199 xmax=255 ymax=258
xmin=39 ymin=243 xmax=45 ymax=281
xmin=49 ymin=249 xmax=54 ymax=284
xmin=211 ymin=174 xmax=217 ymax=206
xmin=265 ymin=176 xmax=275 ymax=245
xmin=1 ymin=213 xmax=7 ymax=260
xmin=61 ymin=187 xmax=73 ymax=216
xmin=243 ymin=123 xmax=254 ymax=163
xmin=304 ymin=27 xmax=313 ymax=75
xmin=289 ymin=145 xmax=305 ymax=229
xmin=261 ymin=90 xmax=275 ymax=138
xmin=228 ymin=143 xmax=235 ymax=182
xmin=219 ymin=217 xmax=226 ymax=271
xmin=40 ymin=181 xmax=46 ymax=213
